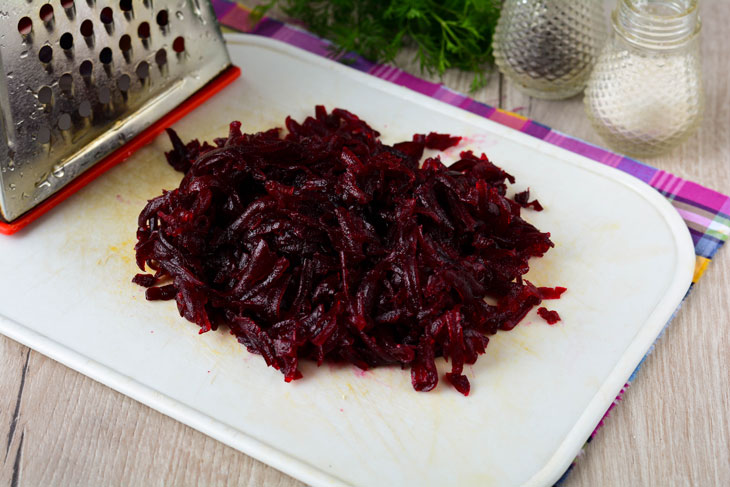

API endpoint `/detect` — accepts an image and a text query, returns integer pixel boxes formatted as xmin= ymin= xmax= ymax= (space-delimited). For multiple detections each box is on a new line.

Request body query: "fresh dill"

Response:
xmin=253 ymin=0 xmax=502 ymax=91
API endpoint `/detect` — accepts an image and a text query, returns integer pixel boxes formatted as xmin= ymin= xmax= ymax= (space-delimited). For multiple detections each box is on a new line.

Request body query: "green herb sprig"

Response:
xmin=253 ymin=0 xmax=502 ymax=91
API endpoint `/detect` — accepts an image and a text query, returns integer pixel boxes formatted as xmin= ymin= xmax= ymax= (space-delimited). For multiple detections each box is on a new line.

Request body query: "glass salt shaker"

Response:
xmin=492 ymin=0 xmax=607 ymax=100
xmin=584 ymin=0 xmax=703 ymax=158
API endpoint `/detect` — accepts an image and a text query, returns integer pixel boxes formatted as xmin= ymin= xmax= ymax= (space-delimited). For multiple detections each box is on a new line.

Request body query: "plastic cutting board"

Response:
xmin=0 ymin=34 xmax=695 ymax=487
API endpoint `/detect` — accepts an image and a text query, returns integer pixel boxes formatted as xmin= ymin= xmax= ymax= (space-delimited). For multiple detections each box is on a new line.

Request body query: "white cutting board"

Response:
xmin=0 ymin=34 xmax=694 ymax=487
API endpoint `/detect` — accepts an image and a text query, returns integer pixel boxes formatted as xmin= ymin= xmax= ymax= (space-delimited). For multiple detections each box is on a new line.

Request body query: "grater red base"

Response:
xmin=0 ymin=65 xmax=241 ymax=236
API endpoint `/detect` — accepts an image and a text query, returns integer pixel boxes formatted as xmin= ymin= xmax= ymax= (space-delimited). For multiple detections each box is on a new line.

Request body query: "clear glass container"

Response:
xmin=584 ymin=0 xmax=703 ymax=158
xmin=493 ymin=0 xmax=607 ymax=100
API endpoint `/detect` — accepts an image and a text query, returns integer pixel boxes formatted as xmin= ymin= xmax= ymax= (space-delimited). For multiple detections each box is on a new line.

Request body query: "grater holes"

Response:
xmin=120 ymin=0 xmax=133 ymax=12
xmin=172 ymin=36 xmax=185 ymax=53
xmin=80 ymin=19 xmax=93 ymax=37
xmin=59 ymin=73 xmax=74 ymax=93
xmin=60 ymin=33 xmax=74 ymax=50
xmin=61 ymin=0 xmax=75 ymax=20
xmin=118 ymin=74 xmax=131 ymax=92
xmin=9 ymin=2 xmax=226 ymax=201
xmin=136 ymin=61 xmax=150 ymax=80
xmin=138 ymin=22 xmax=151 ymax=39
xmin=138 ymin=22 xmax=151 ymax=49
xmin=98 ymin=86 xmax=111 ymax=105
xmin=99 ymin=47 xmax=112 ymax=64
xmin=100 ymin=7 xmax=113 ymax=24
xmin=155 ymin=48 xmax=168 ymax=75
xmin=79 ymin=60 xmax=93 ymax=77
xmin=38 ymin=86 xmax=53 ymax=105
xmin=156 ymin=10 xmax=169 ymax=27
xmin=18 ymin=17 xmax=33 ymax=36
xmin=119 ymin=34 xmax=133 ymax=62
xmin=58 ymin=113 xmax=72 ymax=131
xmin=38 ymin=45 xmax=53 ymax=63
xmin=155 ymin=48 xmax=167 ymax=66
xmin=38 ymin=126 xmax=52 ymax=145
xmin=78 ymin=100 xmax=92 ymax=118
xmin=39 ymin=4 xmax=54 ymax=23
xmin=119 ymin=34 xmax=132 ymax=51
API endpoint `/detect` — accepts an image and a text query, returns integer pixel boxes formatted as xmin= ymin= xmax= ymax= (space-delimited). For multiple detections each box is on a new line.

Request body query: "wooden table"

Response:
xmin=1 ymin=1 xmax=728 ymax=485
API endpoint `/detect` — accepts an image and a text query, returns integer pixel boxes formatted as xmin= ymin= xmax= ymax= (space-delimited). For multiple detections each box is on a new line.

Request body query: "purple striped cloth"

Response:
xmin=210 ymin=1 xmax=729 ymax=484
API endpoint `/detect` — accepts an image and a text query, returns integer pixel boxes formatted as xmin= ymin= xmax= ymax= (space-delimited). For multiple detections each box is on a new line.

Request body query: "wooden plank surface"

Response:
xmin=1 ymin=1 xmax=728 ymax=485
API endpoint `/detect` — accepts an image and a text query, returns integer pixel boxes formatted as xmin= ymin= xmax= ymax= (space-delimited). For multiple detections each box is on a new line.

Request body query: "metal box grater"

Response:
xmin=0 ymin=0 xmax=233 ymax=223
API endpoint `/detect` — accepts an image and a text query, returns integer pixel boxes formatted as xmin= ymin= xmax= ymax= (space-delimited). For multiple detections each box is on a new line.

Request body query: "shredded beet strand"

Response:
xmin=537 ymin=307 xmax=561 ymax=325
xmin=132 ymin=273 xmax=157 ymax=288
xmin=133 ymin=106 xmax=562 ymax=394
xmin=539 ymin=286 xmax=567 ymax=300
xmin=514 ymin=189 xmax=544 ymax=211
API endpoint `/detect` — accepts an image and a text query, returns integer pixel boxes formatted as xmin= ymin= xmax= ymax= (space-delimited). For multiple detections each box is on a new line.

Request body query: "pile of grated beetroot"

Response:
xmin=133 ymin=106 xmax=564 ymax=395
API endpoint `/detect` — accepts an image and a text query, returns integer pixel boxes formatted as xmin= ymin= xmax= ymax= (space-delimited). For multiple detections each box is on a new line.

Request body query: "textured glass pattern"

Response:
xmin=585 ymin=39 xmax=703 ymax=157
xmin=493 ymin=0 xmax=607 ymax=99
xmin=584 ymin=2 xmax=703 ymax=158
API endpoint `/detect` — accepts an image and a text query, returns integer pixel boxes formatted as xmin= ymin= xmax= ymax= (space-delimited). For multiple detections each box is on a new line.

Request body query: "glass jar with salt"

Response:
xmin=584 ymin=0 xmax=703 ymax=157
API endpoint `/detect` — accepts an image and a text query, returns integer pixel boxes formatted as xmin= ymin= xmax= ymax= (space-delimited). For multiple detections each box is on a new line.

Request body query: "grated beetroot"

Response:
xmin=133 ymin=106 xmax=562 ymax=395
xmin=514 ymin=189 xmax=544 ymax=211
xmin=538 ymin=286 xmax=567 ymax=300
xmin=537 ymin=307 xmax=561 ymax=325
